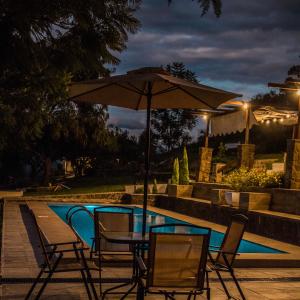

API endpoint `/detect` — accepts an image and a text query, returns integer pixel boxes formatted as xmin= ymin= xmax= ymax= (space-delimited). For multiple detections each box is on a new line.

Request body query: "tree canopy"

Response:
xmin=151 ymin=62 xmax=198 ymax=153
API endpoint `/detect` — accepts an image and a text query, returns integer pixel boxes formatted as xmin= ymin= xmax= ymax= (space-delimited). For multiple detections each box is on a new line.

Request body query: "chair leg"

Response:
xmin=25 ymin=268 xmax=44 ymax=300
xmin=34 ymin=254 xmax=62 ymax=300
xmin=102 ymin=281 xmax=131 ymax=299
xmin=136 ymin=282 xmax=145 ymax=300
xmin=79 ymin=249 xmax=98 ymax=300
xmin=230 ymin=269 xmax=246 ymax=300
xmin=215 ymin=270 xmax=231 ymax=299
xmin=34 ymin=268 xmax=55 ymax=299
xmin=80 ymin=270 xmax=92 ymax=300
xmin=206 ymin=288 xmax=211 ymax=300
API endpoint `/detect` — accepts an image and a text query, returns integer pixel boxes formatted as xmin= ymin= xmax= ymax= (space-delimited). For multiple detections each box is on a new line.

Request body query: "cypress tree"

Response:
xmin=180 ymin=146 xmax=190 ymax=184
xmin=171 ymin=158 xmax=179 ymax=185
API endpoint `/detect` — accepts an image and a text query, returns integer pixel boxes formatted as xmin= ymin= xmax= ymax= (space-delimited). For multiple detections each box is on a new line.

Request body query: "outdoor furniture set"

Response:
xmin=26 ymin=204 xmax=248 ymax=300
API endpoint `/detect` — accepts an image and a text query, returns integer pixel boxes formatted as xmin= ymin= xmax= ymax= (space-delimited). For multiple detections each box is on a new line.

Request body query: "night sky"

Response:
xmin=108 ymin=0 xmax=300 ymax=136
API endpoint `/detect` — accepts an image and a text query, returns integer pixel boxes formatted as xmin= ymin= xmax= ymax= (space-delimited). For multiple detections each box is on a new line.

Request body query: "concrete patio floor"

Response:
xmin=1 ymin=200 xmax=300 ymax=299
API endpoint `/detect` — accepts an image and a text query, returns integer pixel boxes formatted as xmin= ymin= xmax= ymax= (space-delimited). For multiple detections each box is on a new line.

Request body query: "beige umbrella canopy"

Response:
xmin=69 ymin=67 xmax=241 ymax=109
xmin=69 ymin=67 xmax=241 ymax=235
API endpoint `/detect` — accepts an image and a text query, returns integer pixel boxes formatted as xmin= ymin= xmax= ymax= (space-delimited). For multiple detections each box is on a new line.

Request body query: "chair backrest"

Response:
xmin=147 ymin=224 xmax=211 ymax=289
xmin=216 ymin=214 xmax=248 ymax=267
xmin=94 ymin=206 xmax=134 ymax=252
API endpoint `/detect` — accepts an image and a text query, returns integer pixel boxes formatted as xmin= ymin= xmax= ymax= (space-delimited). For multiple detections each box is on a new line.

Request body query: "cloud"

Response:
xmin=108 ymin=0 xmax=300 ymax=133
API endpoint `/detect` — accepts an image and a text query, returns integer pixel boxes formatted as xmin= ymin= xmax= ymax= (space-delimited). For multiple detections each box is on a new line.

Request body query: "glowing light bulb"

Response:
xmin=286 ymin=114 xmax=291 ymax=119
xmin=266 ymin=120 xmax=270 ymax=125
xmin=261 ymin=120 xmax=265 ymax=124
xmin=297 ymin=90 xmax=300 ymax=96
xmin=243 ymin=103 xmax=248 ymax=110
xmin=280 ymin=118 xmax=284 ymax=123
xmin=203 ymin=115 xmax=208 ymax=120
xmin=273 ymin=118 xmax=277 ymax=123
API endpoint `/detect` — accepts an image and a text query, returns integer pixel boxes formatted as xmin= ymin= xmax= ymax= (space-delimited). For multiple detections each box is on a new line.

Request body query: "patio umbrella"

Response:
xmin=69 ymin=67 xmax=241 ymax=235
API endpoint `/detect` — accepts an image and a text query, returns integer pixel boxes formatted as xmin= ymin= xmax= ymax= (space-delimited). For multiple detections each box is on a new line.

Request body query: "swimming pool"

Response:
xmin=50 ymin=204 xmax=285 ymax=254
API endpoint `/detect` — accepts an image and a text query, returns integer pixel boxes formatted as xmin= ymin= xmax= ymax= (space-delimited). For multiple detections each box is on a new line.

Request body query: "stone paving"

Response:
xmin=1 ymin=201 xmax=300 ymax=299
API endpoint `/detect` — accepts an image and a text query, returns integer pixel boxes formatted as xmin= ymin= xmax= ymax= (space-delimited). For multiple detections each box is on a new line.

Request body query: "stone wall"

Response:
xmin=192 ymin=182 xmax=230 ymax=200
xmin=196 ymin=147 xmax=213 ymax=182
xmin=154 ymin=195 xmax=300 ymax=246
xmin=285 ymin=139 xmax=300 ymax=189
xmin=238 ymin=144 xmax=255 ymax=169
xmin=271 ymin=188 xmax=300 ymax=215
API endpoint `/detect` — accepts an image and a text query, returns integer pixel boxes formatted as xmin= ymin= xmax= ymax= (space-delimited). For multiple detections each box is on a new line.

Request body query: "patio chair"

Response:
xmin=136 ymin=223 xmax=211 ymax=300
xmin=25 ymin=209 xmax=98 ymax=300
xmin=91 ymin=205 xmax=135 ymax=298
xmin=208 ymin=214 xmax=248 ymax=300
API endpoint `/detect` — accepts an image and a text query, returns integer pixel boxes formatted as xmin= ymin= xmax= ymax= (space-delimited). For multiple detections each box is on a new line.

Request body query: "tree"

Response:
xmin=151 ymin=62 xmax=197 ymax=152
xmin=0 ymin=1 xmax=141 ymax=183
xmin=171 ymin=158 xmax=180 ymax=184
xmin=179 ymin=146 xmax=190 ymax=184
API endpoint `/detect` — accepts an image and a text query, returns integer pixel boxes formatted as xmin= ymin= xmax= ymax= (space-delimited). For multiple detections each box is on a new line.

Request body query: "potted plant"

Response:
xmin=168 ymin=147 xmax=193 ymax=197
xmin=223 ymin=167 xmax=282 ymax=210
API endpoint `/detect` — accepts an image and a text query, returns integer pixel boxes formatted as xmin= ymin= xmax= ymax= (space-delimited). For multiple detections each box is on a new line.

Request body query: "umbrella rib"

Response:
xmin=115 ymin=82 xmax=145 ymax=95
xmin=171 ymin=83 xmax=215 ymax=109
xmin=69 ymin=82 xmax=115 ymax=100
xmin=135 ymin=81 xmax=148 ymax=110
xmin=152 ymin=86 xmax=179 ymax=96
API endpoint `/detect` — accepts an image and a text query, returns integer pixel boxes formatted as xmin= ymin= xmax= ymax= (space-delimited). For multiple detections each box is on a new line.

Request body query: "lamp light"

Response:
xmin=280 ymin=118 xmax=284 ymax=123
xmin=297 ymin=90 xmax=300 ymax=96
xmin=266 ymin=120 xmax=270 ymax=125
xmin=203 ymin=114 xmax=208 ymax=120
xmin=243 ymin=103 xmax=248 ymax=110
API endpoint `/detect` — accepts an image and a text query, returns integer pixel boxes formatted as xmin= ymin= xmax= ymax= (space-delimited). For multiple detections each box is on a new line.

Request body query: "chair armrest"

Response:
xmin=46 ymin=241 xmax=81 ymax=247
xmin=136 ymin=255 xmax=147 ymax=274
xmin=46 ymin=247 xmax=89 ymax=254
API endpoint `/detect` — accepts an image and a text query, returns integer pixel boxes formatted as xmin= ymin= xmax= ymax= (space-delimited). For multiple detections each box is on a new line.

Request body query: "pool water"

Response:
xmin=50 ymin=204 xmax=285 ymax=254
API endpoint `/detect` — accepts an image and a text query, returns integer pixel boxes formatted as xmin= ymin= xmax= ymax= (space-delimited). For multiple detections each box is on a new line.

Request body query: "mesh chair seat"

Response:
xmin=100 ymin=251 xmax=133 ymax=262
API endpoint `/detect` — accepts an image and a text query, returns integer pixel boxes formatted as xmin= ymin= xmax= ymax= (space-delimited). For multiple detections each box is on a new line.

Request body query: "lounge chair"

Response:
xmin=91 ymin=205 xmax=135 ymax=298
xmin=25 ymin=209 xmax=98 ymax=300
xmin=208 ymin=214 xmax=248 ymax=300
xmin=136 ymin=223 xmax=211 ymax=300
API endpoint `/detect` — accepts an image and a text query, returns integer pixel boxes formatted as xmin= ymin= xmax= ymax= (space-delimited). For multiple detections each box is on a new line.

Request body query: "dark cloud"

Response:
xmin=109 ymin=0 xmax=299 ymax=132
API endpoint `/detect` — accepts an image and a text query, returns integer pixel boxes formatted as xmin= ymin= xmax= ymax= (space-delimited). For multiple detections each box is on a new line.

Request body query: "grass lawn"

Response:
xmin=24 ymin=175 xmax=138 ymax=196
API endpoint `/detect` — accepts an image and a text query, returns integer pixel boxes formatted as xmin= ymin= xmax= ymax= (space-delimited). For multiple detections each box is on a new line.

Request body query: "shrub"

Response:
xmin=171 ymin=158 xmax=179 ymax=185
xmin=179 ymin=146 xmax=190 ymax=185
xmin=152 ymin=178 xmax=158 ymax=194
xmin=223 ymin=167 xmax=283 ymax=191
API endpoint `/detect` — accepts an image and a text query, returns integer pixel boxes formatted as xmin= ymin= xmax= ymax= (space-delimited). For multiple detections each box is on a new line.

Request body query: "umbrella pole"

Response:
xmin=142 ymin=82 xmax=152 ymax=236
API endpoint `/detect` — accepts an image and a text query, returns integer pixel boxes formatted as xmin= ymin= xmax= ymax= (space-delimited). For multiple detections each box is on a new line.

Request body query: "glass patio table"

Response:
xmin=99 ymin=231 xmax=150 ymax=300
